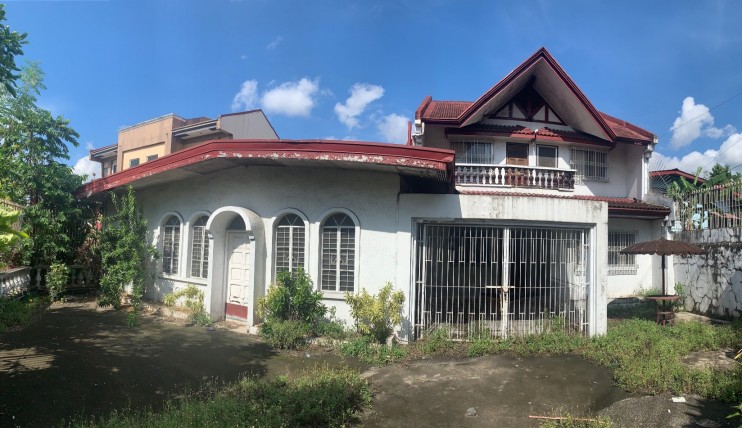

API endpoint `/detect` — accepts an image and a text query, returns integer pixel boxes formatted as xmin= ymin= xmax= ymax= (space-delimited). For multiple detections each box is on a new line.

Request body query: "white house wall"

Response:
xmin=130 ymin=164 xmax=614 ymax=337
xmin=136 ymin=166 xmax=402 ymax=324
xmin=606 ymin=217 xmax=664 ymax=298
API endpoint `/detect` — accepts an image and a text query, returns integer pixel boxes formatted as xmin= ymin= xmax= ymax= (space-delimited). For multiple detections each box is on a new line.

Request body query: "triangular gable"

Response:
xmin=491 ymin=84 xmax=566 ymax=125
xmin=457 ymin=48 xmax=616 ymax=142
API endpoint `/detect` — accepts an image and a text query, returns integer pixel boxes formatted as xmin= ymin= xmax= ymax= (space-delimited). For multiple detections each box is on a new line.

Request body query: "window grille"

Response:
xmin=608 ymin=231 xmax=637 ymax=275
xmin=190 ymin=216 xmax=209 ymax=278
xmin=321 ymin=213 xmax=355 ymax=292
xmin=274 ymin=214 xmax=305 ymax=276
xmin=570 ymin=147 xmax=607 ymax=183
xmin=162 ymin=216 xmax=181 ymax=275
xmin=453 ymin=142 xmax=495 ymax=164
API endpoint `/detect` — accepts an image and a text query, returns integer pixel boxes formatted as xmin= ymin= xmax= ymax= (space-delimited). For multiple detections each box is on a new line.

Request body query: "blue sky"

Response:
xmin=6 ymin=0 xmax=742 ymax=178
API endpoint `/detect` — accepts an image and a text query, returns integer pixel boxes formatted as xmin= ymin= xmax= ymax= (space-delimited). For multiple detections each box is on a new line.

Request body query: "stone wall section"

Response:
xmin=673 ymin=228 xmax=742 ymax=318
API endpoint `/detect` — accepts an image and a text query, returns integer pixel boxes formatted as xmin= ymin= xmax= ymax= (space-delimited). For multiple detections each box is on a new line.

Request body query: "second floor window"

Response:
xmin=162 ymin=216 xmax=181 ymax=275
xmin=537 ymin=145 xmax=557 ymax=168
xmin=147 ymin=154 xmax=159 ymax=162
xmin=453 ymin=142 xmax=495 ymax=164
xmin=570 ymin=147 xmax=608 ymax=182
xmin=129 ymin=158 xmax=140 ymax=168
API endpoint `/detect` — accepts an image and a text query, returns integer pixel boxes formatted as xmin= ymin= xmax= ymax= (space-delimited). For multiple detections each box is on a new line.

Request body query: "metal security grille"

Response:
xmin=321 ymin=214 xmax=355 ymax=292
xmin=570 ymin=147 xmax=608 ymax=183
xmin=414 ymin=223 xmax=589 ymax=340
xmin=274 ymin=214 xmax=306 ymax=276
xmin=453 ymin=141 xmax=496 ymax=164
xmin=162 ymin=217 xmax=181 ymax=275
xmin=608 ymin=231 xmax=637 ymax=275
xmin=190 ymin=216 xmax=209 ymax=278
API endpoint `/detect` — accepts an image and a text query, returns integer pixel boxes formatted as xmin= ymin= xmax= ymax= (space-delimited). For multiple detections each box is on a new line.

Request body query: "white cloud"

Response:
xmin=334 ymin=83 xmax=385 ymax=129
xmin=669 ymin=96 xmax=735 ymax=148
xmin=231 ymin=80 xmax=259 ymax=112
xmin=653 ymin=132 xmax=742 ymax=175
xmin=73 ymin=155 xmax=100 ymax=182
xmin=266 ymin=36 xmax=283 ymax=50
xmin=261 ymin=78 xmax=319 ymax=117
xmin=377 ymin=113 xmax=409 ymax=144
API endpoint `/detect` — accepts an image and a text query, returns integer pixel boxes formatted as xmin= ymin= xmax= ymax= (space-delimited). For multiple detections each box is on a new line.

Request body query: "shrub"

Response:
xmin=0 ymin=294 xmax=48 ymax=333
xmin=46 ymin=262 xmax=69 ymax=301
xmin=258 ymin=269 xmax=326 ymax=326
xmin=163 ymin=284 xmax=211 ymax=326
xmin=345 ymin=283 xmax=404 ymax=343
xmin=260 ymin=319 xmax=309 ymax=349
xmin=420 ymin=326 xmax=455 ymax=354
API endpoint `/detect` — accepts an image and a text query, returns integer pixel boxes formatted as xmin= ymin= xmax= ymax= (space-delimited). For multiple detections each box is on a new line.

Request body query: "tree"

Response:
xmin=97 ymin=187 xmax=156 ymax=326
xmin=0 ymin=207 xmax=27 ymax=269
xmin=706 ymin=163 xmax=741 ymax=186
xmin=0 ymin=5 xmax=27 ymax=97
xmin=0 ymin=63 xmax=89 ymax=266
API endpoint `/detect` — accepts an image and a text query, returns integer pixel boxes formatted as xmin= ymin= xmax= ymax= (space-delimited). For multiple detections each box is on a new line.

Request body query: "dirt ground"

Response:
xmin=0 ymin=298 xmax=738 ymax=427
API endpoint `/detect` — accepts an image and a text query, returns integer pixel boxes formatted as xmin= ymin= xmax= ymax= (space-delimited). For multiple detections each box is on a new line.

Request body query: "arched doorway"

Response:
xmin=205 ymin=207 xmax=265 ymax=326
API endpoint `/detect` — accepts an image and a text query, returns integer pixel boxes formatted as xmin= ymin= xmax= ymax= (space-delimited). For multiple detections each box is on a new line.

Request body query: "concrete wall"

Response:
xmin=118 ymin=115 xmax=178 ymax=171
xmin=673 ymin=228 xmax=742 ymax=318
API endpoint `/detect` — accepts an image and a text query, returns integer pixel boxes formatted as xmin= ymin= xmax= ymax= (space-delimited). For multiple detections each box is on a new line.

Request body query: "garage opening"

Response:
xmin=413 ymin=223 xmax=589 ymax=340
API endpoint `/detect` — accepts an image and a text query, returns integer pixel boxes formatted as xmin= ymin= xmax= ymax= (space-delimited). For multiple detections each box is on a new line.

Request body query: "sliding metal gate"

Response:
xmin=414 ymin=223 xmax=589 ymax=340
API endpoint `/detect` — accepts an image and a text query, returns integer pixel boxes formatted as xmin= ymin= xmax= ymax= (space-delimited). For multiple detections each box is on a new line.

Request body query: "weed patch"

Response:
xmin=0 ymin=294 xmax=48 ymax=333
xmin=78 ymin=366 xmax=371 ymax=428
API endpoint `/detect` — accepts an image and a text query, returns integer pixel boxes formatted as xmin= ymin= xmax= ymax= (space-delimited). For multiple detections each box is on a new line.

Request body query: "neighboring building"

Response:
xmin=89 ymin=110 xmax=278 ymax=178
xmin=649 ymin=168 xmax=705 ymax=195
xmin=80 ymin=48 xmax=669 ymax=340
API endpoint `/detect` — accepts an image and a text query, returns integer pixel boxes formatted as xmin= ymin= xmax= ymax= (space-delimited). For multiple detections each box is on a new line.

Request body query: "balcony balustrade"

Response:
xmin=455 ymin=164 xmax=575 ymax=190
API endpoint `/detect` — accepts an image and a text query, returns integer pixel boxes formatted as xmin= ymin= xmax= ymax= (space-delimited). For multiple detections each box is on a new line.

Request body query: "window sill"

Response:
xmin=320 ymin=291 xmax=351 ymax=300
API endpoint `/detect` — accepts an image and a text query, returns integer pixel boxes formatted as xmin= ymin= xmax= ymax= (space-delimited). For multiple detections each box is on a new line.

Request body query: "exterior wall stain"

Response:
xmin=674 ymin=228 xmax=742 ymax=318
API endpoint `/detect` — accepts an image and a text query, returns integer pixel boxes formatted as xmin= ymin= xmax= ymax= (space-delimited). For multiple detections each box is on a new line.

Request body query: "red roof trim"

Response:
xmin=650 ymin=169 xmax=705 ymax=183
xmin=446 ymin=125 xmax=613 ymax=147
xmin=78 ymin=140 xmax=455 ymax=197
xmin=415 ymin=96 xmax=432 ymax=120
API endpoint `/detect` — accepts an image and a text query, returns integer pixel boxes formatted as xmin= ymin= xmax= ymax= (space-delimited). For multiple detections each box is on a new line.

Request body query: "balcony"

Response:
xmin=455 ymin=164 xmax=575 ymax=190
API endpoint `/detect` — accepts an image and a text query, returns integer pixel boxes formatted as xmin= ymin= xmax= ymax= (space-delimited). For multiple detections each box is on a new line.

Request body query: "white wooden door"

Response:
xmin=226 ymin=232 xmax=251 ymax=308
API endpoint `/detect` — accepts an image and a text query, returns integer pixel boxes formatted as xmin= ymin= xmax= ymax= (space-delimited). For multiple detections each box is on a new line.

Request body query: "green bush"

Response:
xmin=345 ymin=283 xmax=405 ymax=343
xmin=0 ymin=294 xmax=48 ymax=333
xmin=79 ymin=366 xmax=371 ymax=428
xmin=260 ymin=319 xmax=309 ymax=349
xmin=258 ymin=269 xmax=326 ymax=326
xmin=163 ymin=284 xmax=211 ymax=326
xmin=46 ymin=263 xmax=69 ymax=301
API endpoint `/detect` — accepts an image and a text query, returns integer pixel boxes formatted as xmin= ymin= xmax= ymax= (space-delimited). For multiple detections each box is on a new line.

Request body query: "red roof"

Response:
xmin=650 ymin=168 xmax=705 ymax=183
xmin=78 ymin=139 xmax=455 ymax=197
xmin=415 ymin=48 xmax=654 ymax=145
xmin=446 ymin=124 xmax=611 ymax=147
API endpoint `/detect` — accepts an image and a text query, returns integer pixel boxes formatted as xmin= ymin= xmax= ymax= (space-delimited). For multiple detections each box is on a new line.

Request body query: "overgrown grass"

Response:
xmin=78 ymin=366 xmax=371 ymax=428
xmin=0 ymin=294 xmax=48 ymax=333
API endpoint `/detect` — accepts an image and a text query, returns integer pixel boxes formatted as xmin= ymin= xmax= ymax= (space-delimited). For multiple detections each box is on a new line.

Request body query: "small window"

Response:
xmin=146 ymin=154 xmax=159 ymax=162
xmin=570 ymin=147 xmax=608 ymax=182
xmin=506 ymin=143 xmax=529 ymax=166
xmin=321 ymin=213 xmax=356 ymax=293
xmin=162 ymin=216 xmax=181 ymax=275
xmin=537 ymin=145 xmax=557 ymax=168
xmin=608 ymin=231 xmax=637 ymax=275
xmin=111 ymin=163 xmax=117 ymax=174
xmin=129 ymin=158 xmax=140 ymax=167
xmin=190 ymin=216 xmax=209 ymax=278
xmin=274 ymin=214 xmax=305 ymax=276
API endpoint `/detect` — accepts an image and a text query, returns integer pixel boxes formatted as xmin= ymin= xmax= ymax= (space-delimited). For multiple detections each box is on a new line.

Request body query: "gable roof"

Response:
xmin=416 ymin=48 xmax=654 ymax=145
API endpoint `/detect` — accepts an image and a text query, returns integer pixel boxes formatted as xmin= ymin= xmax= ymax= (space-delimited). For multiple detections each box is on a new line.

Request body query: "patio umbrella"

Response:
xmin=620 ymin=238 xmax=705 ymax=295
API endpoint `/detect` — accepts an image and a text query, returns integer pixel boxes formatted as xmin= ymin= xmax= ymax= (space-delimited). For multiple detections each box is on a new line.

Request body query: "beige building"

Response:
xmin=90 ymin=110 xmax=278 ymax=178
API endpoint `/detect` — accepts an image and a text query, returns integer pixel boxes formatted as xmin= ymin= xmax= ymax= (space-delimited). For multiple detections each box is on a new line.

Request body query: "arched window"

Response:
xmin=274 ymin=213 xmax=305 ymax=275
xmin=162 ymin=216 xmax=181 ymax=274
xmin=320 ymin=213 xmax=356 ymax=292
xmin=190 ymin=216 xmax=209 ymax=278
